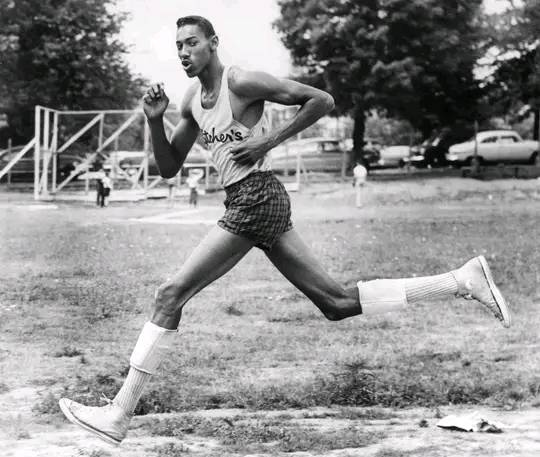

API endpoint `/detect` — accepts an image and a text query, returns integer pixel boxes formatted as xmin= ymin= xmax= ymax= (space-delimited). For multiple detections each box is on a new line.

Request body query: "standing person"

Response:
xmin=101 ymin=170 xmax=112 ymax=207
xmin=166 ymin=177 xmax=177 ymax=207
xmin=187 ymin=170 xmax=202 ymax=207
xmin=96 ymin=168 xmax=106 ymax=208
xmin=353 ymin=160 xmax=368 ymax=208
xmin=59 ymin=15 xmax=511 ymax=446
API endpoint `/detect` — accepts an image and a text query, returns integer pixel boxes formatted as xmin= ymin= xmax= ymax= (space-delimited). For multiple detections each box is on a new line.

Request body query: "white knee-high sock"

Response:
xmin=358 ymin=272 xmax=458 ymax=315
xmin=402 ymin=272 xmax=458 ymax=304
xmin=113 ymin=322 xmax=177 ymax=415
xmin=114 ymin=368 xmax=151 ymax=415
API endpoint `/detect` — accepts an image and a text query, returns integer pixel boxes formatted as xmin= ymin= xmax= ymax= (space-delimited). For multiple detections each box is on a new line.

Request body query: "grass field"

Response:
xmin=1 ymin=176 xmax=540 ymax=456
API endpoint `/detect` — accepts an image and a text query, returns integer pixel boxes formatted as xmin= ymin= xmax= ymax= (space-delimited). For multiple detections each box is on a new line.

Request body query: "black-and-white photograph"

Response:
xmin=1 ymin=0 xmax=539 ymax=455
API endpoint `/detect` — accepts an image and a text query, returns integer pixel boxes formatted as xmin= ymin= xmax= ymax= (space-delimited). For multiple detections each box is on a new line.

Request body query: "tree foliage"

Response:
xmin=484 ymin=0 xmax=540 ymax=138
xmin=0 ymin=0 xmax=146 ymax=144
xmin=274 ymin=0 xmax=485 ymax=156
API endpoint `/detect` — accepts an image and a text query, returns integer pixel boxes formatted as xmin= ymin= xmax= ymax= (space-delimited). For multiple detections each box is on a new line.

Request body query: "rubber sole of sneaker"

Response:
xmin=59 ymin=398 xmax=122 ymax=446
xmin=478 ymin=255 xmax=512 ymax=328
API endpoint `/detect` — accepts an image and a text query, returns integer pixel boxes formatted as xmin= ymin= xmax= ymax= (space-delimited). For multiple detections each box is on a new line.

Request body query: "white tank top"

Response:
xmin=190 ymin=66 xmax=271 ymax=187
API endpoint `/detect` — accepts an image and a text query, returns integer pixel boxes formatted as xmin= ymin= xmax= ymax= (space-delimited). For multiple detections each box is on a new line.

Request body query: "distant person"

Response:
xmin=101 ymin=170 xmax=112 ymax=207
xmin=353 ymin=160 xmax=368 ymax=208
xmin=60 ymin=15 xmax=511 ymax=446
xmin=186 ymin=171 xmax=202 ymax=207
xmin=96 ymin=168 xmax=106 ymax=207
xmin=166 ymin=177 xmax=177 ymax=207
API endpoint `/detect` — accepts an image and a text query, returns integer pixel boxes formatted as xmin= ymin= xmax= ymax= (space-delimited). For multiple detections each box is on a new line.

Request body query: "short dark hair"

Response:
xmin=176 ymin=16 xmax=216 ymax=38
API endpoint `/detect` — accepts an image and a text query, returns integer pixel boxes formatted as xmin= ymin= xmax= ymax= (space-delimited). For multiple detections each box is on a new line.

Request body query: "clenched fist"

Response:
xmin=143 ymin=83 xmax=169 ymax=120
xmin=229 ymin=136 xmax=274 ymax=166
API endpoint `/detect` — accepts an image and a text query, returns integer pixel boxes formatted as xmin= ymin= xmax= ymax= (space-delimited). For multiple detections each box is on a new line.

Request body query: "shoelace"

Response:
xmin=100 ymin=393 xmax=114 ymax=407
xmin=100 ymin=392 xmax=133 ymax=420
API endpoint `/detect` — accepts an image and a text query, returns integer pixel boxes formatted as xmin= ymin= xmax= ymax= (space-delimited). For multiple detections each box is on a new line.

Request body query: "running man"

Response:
xmin=59 ymin=15 xmax=511 ymax=445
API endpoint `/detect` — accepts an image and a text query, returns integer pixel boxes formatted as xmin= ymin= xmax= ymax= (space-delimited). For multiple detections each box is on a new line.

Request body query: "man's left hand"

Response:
xmin=229 ymin=136 xmax=273 ymax=165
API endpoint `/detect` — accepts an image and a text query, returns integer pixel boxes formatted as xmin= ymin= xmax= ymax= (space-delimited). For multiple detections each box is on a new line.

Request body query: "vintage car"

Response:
xmin=446 ymin=130 xmax=539 ymax=167
xmin=271 ymin=137 xmax=346 ymax=174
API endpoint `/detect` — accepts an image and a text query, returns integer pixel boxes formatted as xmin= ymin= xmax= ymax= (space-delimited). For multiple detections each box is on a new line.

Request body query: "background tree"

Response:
xmin=274 ymin=0 xmax=485 ymax=161
xmin=0 ymin=0 xmax=146 ymax=146
xmin=367 ymin=0 xmax=484 ymax=137
xmin=484 ymin=0 xmax=540 ymax=139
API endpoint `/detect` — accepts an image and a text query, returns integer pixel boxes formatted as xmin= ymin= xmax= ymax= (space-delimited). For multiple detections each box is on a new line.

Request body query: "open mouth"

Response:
xmin=181 ymin=61 xmax=193 ymax=71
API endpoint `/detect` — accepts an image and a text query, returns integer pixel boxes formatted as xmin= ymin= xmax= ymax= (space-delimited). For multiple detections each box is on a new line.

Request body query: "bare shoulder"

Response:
xmin=179 ymin=83 xmax=200 ymax=118
xmin=227 ymin=65 xmax=328 ymax=107
xmin=228 ymin=65 xmax=279 ymax=99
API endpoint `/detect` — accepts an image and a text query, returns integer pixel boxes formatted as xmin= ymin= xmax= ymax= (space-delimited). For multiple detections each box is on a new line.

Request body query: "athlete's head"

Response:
xmin=176 ymin=16 xmax=218 ymax=78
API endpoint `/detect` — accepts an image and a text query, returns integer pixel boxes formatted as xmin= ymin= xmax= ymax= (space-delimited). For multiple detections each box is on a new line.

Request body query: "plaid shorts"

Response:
xmin=218 ymin=171 xmax=293 ymax=251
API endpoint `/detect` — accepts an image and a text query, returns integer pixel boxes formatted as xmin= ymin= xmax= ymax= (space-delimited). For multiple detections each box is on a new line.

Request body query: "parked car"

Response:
xmin=271 ymin=137 xmax=346 ymax=174
xmin=410 ymin=126 xmax=474 ymax=168
xmin=446 ymin=130 xmax=540 ymax=167
xmin=0 ymin=150 xmax=85 ymax=181
xmin=340 ymin=138 xmax=382 ymax=169
xmin=375 ymin=145 xmax=410 ymax=168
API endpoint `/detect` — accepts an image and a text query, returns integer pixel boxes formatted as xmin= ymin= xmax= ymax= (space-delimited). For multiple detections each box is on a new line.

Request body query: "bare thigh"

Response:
xmin=265 ymin=228 xmax=359 ymax=320
xmin=151 ymin=225 xmax=254 ymax=328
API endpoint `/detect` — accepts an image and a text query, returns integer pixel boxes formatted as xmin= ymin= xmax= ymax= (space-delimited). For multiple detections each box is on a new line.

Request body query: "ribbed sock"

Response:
xmin=112 ymin=321 xmax=177 ymax=415
xmin=401 ymin=272 xmax=458 ymax=304
xmin=113 ymin=367 xmax=152 ymax=415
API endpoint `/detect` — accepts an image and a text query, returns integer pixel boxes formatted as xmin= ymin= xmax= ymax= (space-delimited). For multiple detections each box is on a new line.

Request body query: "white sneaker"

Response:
xmin=59 ymin=397 xmax=131 ymax=445
xmin=453 ymin=256 xmax=511 ymax=328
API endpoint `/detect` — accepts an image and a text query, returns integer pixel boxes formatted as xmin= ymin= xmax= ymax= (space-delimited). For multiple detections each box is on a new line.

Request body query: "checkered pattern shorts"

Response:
xmin=218 ymin=171 xmax=293 ymax=251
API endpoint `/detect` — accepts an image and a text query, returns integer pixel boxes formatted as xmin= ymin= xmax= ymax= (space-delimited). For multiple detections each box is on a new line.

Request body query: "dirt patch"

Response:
xmin=1 ymin=386 xmax=540 ymax=457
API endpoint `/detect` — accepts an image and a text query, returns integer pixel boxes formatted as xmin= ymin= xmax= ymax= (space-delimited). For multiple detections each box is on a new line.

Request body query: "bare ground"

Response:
xmin=2 ymin=386 xmax=540 ymax=457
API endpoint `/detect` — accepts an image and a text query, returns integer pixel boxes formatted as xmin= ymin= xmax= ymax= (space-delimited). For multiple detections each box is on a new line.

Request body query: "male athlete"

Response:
xmin=59 ymin=16 xmax=511 ymax=445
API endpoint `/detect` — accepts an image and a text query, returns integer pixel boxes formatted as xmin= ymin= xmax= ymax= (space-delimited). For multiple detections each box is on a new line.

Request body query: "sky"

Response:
xmin=114 ymin=0 xmax=292 ymax=106
xmin=115 ymin=0 xmax=512 ymax=106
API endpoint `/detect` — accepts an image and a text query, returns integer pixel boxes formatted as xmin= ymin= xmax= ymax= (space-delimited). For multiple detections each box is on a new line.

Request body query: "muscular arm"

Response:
xmin=227 ymin=68 xmax=334 ymax=165
xmin=146 ymin=85 xmax=199 ymax=179
xmin=230 ymin=68 xmax=335 ymax=149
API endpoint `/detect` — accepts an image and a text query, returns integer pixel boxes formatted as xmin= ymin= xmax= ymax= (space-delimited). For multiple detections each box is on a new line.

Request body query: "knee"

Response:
xmin=322 ymin=306 xmax=347 ymax=321
xmin=318 ymin=298 xmax=348 ymax=321
xmin=317 ymin=290 xmax=359 ymax=321
xmin=153 ymin=281 xmax=188 ymax=316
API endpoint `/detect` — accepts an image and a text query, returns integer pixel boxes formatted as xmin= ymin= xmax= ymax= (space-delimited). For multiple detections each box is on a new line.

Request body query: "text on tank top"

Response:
xmin=190 ymin=66 xmax=272 ymax=187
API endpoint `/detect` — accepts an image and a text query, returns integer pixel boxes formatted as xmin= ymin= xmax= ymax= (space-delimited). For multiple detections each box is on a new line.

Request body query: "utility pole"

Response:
xmin=7 ymin=138 xmax=12 ymax=188
xmin=472 ymin=120 xmax=480 ymax=176
xmin=534 ymin=108 xmax=539 ymax=141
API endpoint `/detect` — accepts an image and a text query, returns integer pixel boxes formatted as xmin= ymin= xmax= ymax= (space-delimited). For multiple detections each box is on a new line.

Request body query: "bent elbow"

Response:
xmin=323 ymin=93 xmax=335 ymax=113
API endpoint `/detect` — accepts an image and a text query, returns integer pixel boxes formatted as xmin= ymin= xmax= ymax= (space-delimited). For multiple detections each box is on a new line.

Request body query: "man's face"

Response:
xmin=176 ymin=25 xmax=216 ymax=78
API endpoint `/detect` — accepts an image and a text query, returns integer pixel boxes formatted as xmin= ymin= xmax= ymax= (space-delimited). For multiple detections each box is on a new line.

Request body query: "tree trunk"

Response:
xmin=352 ymin=103 xmax=366 ymax=168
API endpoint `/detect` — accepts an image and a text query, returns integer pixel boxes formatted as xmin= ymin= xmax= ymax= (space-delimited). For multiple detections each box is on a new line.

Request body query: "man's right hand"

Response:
xmin=143 ymin=83 xmax=169 ymax=120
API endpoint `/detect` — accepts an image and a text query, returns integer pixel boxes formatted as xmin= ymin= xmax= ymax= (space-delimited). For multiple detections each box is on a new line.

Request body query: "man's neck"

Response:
xmin=198 ymin=58 xmax=224 ymax=93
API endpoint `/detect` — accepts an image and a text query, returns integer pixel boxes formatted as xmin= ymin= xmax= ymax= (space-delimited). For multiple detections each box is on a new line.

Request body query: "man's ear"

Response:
xmin=210 ymin=35 xmax=219 ymax=51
